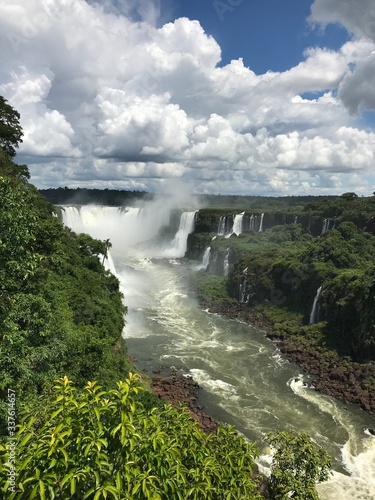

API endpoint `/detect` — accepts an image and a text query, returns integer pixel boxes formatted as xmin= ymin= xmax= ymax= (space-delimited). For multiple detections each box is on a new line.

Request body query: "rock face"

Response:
xmin=276 ymin=339 xmax=375 ymax=412
xmin=151 ymin=369 xmax=218 ymax=433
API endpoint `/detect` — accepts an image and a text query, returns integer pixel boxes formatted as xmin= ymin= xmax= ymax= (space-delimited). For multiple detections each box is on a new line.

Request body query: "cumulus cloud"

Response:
xmin=309 ymin=0 xmax=375 ymax=114
xmin=0 ymin=0 xmax=374 ymax=195
xmin=309 ymin=0 xmax=375 ymax=42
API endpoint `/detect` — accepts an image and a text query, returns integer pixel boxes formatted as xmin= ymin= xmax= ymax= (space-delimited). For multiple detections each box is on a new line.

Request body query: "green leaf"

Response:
xmin=70 ymin=477 xmax=76 ymax=496
xmin=39 ymin=480 xmax=46 ymax=500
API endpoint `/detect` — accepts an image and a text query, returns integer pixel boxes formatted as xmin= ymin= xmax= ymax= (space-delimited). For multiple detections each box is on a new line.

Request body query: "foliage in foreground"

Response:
xmin=0 ymin=374 xmax=263 ymax=500
xmin=265 ymin=431 xmax=332 ymax=500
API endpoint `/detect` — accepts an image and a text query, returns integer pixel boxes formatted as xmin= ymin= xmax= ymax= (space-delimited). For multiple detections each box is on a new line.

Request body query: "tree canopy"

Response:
xmin=0 ymin=96 xmax=23 ymax=159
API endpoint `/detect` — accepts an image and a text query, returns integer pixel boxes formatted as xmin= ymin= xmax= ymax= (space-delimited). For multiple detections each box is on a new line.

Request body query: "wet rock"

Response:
xmin=151 ymin=369 xmax=218 ymax=434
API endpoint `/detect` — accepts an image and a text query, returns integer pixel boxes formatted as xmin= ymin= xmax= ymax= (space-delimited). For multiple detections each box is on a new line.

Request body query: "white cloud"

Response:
xmin=0 ymin=0 xmax=374 ymax=195
xmin=309 ymin=0 xmax=375 ymax=114
xmin=309 ymin=0 xmax=375 ymax=42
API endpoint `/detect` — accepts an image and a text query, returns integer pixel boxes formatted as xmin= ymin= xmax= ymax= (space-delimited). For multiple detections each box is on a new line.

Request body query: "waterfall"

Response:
xmin=259 ymin=213 xmax=264 ymax=232
xmin=239 ymin=268 xmax=249 ymax=303
xmin=61 ymin=205 xmax=195 ymax=259
xmin=232 ymin=212 xmax=244 ymax=236
xmin=249 ymin=215 xmax=255 ymax=231
xmin=200 ymin=247 xmax=211 ymax=270
xmin=226 ymin=212 xmax=244 ymax=238
xmin=99 ymin=250 xmax=117 ymax=274
xmin=309 ymin=286 xmax=322 ymax=325
xmin=161 ymin=211 xmax=197 ymax=258
xmin=218 ymin=215 xmax=234 ymax=237
xmin=62 ymin=205 xmax=84 ymax=231
xmin=294 ymin=216 xmax=298 ymax=224
xmin=218 ymin=216 xmax=226 ymax=236
xmin=223 ymin=248 xmax=230 ymax=276
xmin=321 ymin=219 xmax=330 ymax=234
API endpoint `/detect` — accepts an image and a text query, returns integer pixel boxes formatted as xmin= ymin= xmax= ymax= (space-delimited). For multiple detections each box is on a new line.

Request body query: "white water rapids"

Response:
xmin=61 ymin=204 xmax=375 ymax=500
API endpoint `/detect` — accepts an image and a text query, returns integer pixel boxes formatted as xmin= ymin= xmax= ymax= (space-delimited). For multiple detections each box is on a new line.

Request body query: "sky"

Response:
xmin=0 ymin=0 xmax=375 ymax=196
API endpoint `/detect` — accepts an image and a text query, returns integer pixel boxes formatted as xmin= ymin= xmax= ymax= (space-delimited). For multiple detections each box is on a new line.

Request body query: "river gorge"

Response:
xmin=61 ymin=203 xmax=375 ymax=500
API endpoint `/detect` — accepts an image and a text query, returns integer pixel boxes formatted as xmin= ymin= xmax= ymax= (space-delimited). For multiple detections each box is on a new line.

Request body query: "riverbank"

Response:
xmin=150 ymin=367 xmax=218 ymax=433
xmin=198 ymin=299 xmax=375 ymax=414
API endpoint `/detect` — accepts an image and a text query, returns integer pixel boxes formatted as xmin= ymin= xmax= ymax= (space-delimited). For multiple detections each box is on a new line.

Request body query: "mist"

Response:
xmin=61 ymin=182 xmax=200 ymax=258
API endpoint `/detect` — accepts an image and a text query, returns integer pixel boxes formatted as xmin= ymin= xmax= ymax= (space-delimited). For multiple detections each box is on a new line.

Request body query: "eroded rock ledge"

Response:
xmin=151 ymin=369 xmax=218 ymax=434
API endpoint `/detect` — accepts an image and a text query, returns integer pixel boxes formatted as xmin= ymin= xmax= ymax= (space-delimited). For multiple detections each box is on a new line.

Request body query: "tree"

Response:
xmin=0 ymin=374 xmax=262 ymax=499
xmin=0 ymin=96 xmax=23 ymax=159
xmin=340 ymin=192 xmax=358 ymax=201
xmin=265 ymin=430 xmax=332 ymax=500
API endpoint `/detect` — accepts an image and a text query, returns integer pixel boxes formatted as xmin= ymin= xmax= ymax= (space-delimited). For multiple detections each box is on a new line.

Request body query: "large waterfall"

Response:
xmin=61 ymin=205 xmax=195 ymax=259
xmin=61 ymin=203 xmax=375 ymax=500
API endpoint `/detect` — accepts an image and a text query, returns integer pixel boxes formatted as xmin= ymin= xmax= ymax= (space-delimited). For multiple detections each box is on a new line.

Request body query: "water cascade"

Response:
xmin=61 ymin=204 xmax=375 ymax=500
xmin=309 ymin=286 xmax=322 ymax=324
xmin=200 ymin=247 xmax=211 ymax=270
xmin=321 ymin=219 xmax=331 ymax=234
xmin=223 ymin=248 xmax=230 ymax=276
xmin=61 ymin=205 xmax=194 ymax=258
xmin=243 ymin=214 xmax=257 ymax=232
xmin=239 ymin=267 xmax=249 ymax=303
xmin=163 ymin=211 xmax=196 ymax=258
xmin=217 ymin=215 xmax=234 ymax=236
xmin=259 ymin=213 xmax=264 ymax=232
xmin=218 ymin=216 xmax=226 ymax=236
xmin=232 ymin=212 xmax=245 ymax=236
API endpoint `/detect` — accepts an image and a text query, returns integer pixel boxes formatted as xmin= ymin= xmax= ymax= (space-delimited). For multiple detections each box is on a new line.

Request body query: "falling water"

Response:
xmin=218 ymin=216 xmax=226 ymax=236
xmin=232 ymin=212 xmax=245 ymax=236
xmin=322 ymin=219 xmax=330 ymax=234
xmin=61 ymin=205 xmax=375 ymax=500
xmin=223 ymin=248 xmax=230 ymax=276
xmin=259 ymin=213 xmax=264 ymax=232
xmin=163 ymin=211 xmax=197 ymax=258
xmin=60 ymin=205 xmax=195 ymax=258
xmin=249 ymin=215 xmax=255 ymax=231
xmin=200 ymin=247 xmax=211 ymax=270
xmin=309 ymin=286 xmax=322 ymax=324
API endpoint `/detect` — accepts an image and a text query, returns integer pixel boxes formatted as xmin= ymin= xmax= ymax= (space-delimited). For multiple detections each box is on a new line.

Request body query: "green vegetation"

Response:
xmin=1 ymin=374 xmax=263 ymax=499
xmin=0 ymin=169 xmax=130 ymax=430
xmin=1 ymin=96 xmax=334 ymax=499
xmin=0 ymin=98 xmax=130 ymax=433
xmin=194 ymin=217 xmax=375 ymax=363
xmin=0 ymin=96 xmax=23 ymax=158
xmin=193 ymin=274 xmax=235 ymax=308
xmin=39 ymin=187 xmax=152 ymax=207
xmin=265 ymin=431 xmax=331 ymax=500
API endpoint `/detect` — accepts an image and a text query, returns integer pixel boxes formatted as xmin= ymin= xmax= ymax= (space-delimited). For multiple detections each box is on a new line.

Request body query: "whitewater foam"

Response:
xmin=189 ymin=368 xmax=239 ymax=400
xmin=289 ymin=376 xmax=375 ymax=499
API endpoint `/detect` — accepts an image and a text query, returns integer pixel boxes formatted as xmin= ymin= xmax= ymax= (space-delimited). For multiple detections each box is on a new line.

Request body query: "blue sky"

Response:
xmin=168 ymin=0 xmax=350 ymax=73
xmin=0 ymin=0 xmax=375 ymax=195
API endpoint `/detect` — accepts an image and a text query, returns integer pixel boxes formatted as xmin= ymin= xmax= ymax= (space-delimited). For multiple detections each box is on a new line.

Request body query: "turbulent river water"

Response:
xmin=62 ymin=204 xmax=375 ymax=500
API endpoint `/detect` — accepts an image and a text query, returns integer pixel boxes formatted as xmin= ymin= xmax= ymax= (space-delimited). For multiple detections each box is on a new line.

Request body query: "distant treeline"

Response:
xmin=40 ymin=187 xmax=339 ymax=209
xmin=200 ymin=194 xmax=338 ymax=210
xmin=39 ymin=187 xmax=153 ymax=206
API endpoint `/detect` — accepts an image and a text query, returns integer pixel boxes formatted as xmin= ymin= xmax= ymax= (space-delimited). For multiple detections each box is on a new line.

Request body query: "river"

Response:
xmin=62 ymin=204 xmax=375 ymax=500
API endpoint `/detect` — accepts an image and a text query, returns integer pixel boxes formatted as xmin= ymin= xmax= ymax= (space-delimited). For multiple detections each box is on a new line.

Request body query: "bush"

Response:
xmin=0 ymin=374 xmax=262 ymax=500
xmin=265 ymin=430 xmax=331 ymax=500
